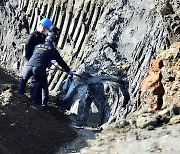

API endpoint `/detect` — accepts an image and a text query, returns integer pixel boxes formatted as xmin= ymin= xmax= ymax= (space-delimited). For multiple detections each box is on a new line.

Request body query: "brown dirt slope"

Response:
xmin=0 ymin=67 xmax=77 ymax=154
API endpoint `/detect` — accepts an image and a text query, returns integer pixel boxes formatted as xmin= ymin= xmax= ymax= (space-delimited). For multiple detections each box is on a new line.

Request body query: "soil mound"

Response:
xmin=0 ymin=67 xmax=77 ymax=154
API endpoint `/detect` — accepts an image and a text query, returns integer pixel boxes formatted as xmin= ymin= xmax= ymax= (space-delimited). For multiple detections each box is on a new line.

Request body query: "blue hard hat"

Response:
xmin=40 ymin=18 xmax=52 ymax=29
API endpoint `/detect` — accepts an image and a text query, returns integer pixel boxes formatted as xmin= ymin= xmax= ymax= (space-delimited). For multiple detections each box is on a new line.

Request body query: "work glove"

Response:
xmin=48 ymin=60 xmax=56 ymax=69
xmin=68 ymin=70 xmax=74 ymax=75
xmin=51 ymin=60 xmax=56 ymax=63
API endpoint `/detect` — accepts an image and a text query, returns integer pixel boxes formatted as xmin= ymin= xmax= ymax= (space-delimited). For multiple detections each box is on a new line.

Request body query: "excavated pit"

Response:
xmin=0 ymin=0 xmax=180 ymax=153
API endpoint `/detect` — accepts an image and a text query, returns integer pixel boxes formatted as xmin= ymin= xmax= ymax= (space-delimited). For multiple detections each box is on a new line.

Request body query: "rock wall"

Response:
xmin=0 ymin=0 xmax=179 ymax=126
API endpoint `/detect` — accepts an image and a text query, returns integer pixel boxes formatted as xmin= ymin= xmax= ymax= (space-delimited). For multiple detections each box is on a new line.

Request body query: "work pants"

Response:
xmin=18 ymin=66 xmax=49 ymax=107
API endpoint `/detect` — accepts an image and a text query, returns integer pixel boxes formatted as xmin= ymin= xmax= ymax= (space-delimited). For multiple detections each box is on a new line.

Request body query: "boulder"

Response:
xmin=141 ymin=59 xmax=164 ymax=110
xmin=136 ymin=113 xmax=158 ymax=128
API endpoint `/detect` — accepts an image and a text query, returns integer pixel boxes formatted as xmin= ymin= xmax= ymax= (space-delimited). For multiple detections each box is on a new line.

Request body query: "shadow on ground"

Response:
xmin=0 ymin=67 xmax=78 ymax=154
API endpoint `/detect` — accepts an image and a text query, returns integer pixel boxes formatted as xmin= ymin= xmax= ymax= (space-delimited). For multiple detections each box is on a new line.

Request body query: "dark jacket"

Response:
xmin=27 ymin=42 xmax=70 ymax=73
xmin=25 ymin=31 xmax=46 ymax=61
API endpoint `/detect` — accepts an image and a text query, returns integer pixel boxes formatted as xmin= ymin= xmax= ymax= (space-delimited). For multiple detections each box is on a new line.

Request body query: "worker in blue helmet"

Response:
xmin=19 ymin=34 xmax=74 ymax=110
xmin=25 ymin=18 xmax=52 ymax=61
xmin=40 ymin=18 xmax=52 ymax=30
xmin=24 ymin=18 xmax=52 ymax=102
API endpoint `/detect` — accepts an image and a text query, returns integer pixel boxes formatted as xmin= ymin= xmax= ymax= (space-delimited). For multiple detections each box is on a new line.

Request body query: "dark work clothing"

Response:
xmin=25 ymin=31 xmax=46 ymax=61
xmin=27 ymin=42 xmax=70 ymax=72
xmin=19 ymin=66 xmax=34 ymax=95
xmin=25 ymin=30 xmax=46 ymax=101
xmin=19 ymin=42 xmax=71 ymax=107
xmin=49 ymin=26 xmax=60 ymax=35
xmin=29 ymin=76 xmax=42 ymax=104
xmin=18 ymin=66 xmax=49 ymax=107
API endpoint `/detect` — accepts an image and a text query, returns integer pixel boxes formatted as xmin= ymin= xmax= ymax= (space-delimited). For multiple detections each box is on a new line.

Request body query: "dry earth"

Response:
xmin=80 ymin=122 xmax=180 ymax=154
xmin=0 ymin=67 xmax=78 ymax=154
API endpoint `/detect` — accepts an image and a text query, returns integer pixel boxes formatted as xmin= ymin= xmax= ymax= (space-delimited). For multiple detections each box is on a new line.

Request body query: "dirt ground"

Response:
xmin=0 ymin=67 xmax=78 ymax=154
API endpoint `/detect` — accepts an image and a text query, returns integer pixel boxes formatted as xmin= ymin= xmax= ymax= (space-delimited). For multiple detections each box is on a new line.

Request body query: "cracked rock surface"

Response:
xmin=0 ymin=0 xmax=180 ymax=153
xmin=0 ymin=0 xmax=180 ymax=132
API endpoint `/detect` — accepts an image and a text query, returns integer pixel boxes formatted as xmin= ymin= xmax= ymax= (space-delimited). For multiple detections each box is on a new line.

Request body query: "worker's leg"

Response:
xmin=18 ymin=66 xmax=33 ymax=95
xmin=32 ymin=82 xmax=42 ymax=105
xmin=30 ymin=76 xmax=42 ymax=105
xmin=33 ymin=67 xmax=49 ymax=108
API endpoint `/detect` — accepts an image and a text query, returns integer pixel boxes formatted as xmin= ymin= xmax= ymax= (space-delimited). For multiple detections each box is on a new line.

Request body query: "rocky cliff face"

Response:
xmin=78 ymin=42 xmax=180 ymax=153
xmin=0 ymin=0 xmax=179 ymax=127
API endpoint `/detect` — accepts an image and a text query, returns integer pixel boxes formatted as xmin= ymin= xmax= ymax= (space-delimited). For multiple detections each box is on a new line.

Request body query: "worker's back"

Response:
xmin=25 ymin=31 xmax=46 ymax=61
xmin=27 ymin=42 xmax=55 ymax=68
xmin=27 ymin=42 xmax=70 ymax=72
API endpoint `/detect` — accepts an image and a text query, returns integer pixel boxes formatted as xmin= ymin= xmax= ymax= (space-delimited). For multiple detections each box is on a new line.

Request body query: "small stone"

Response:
xmin=147 ymin=125 xmax=155 ymax=130
xmin=136 ymin=114 xmax=158 ymax=128
xmin=169 ymin=115 xmax=180 ymax=124
xmin=11 ymin=123 xmax=16 ymax=126
xmin=158 ymin=108 xmax=170 ymax=116
xmin=157 ymin=149 xmax=162 ymax=153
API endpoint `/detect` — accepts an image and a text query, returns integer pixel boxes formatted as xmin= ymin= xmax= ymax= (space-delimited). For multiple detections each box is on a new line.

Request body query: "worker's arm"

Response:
xmin=53 ymin=49 xmax=71 ymax=73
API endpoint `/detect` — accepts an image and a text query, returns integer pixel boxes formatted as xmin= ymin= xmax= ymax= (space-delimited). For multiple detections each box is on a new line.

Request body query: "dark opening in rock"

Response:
xmin=12 ymin=41 xmax=16 ymax=48
xmin=168 ymin=77 xmax=175 ymax=82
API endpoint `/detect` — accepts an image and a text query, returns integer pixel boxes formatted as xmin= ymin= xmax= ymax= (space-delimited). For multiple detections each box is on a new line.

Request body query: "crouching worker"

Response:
xmin=18 ymin=34 xmax=74 ymax=110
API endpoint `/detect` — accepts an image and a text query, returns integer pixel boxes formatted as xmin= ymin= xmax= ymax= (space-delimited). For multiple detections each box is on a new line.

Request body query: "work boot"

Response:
xmin=31 ymin=102 xmax=41 ymax=110
xmin=17 ymin=92 xmax=28 ymax=100
xmin=41 ymin=104 xmax=49 ymax=112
